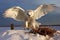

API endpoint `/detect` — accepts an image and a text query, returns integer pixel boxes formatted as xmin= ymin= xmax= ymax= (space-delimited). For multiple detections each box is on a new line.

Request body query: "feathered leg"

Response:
xmin=25 ymin=21 xmax=29 ymax=29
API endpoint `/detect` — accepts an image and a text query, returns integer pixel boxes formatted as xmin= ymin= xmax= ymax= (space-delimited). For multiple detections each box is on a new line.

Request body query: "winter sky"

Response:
xmin=0 ymin=0 xmax=60 ymax=26
xmin=0 ymin=0 xmax=60 ymax=10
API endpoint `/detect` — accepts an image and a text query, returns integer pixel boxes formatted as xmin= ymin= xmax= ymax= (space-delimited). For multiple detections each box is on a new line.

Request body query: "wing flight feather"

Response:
xmin=29 ymin=4 xmax=56 ymax=20
xmin=3 ymin=6 xmax=28 ymax=21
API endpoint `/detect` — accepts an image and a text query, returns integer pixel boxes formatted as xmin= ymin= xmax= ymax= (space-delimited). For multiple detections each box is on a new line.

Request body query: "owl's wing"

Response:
xmin=29 ymin=4 xmax=56 ymax=20
xmin=3 ymin=6 xmax=28 ymax=21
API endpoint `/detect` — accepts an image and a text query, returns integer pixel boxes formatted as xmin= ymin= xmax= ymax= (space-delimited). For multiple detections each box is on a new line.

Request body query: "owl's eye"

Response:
xmin=27 ymin=13 xmax=30 ymax=16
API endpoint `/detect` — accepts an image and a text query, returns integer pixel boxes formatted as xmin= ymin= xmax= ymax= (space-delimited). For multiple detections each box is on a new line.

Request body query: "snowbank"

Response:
xmin=0 ymin=30 xmax=60 ymax=40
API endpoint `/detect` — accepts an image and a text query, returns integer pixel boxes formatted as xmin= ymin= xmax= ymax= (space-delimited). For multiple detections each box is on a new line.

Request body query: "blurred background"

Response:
xmin=0 ymin=0 xmax=60 ymax=27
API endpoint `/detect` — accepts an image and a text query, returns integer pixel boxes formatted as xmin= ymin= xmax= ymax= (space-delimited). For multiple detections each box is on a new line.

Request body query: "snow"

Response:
xmin=0 ymin=30 xmax=47 ymax=40
xmin=0 ymin=27 xmax=60 ymax=40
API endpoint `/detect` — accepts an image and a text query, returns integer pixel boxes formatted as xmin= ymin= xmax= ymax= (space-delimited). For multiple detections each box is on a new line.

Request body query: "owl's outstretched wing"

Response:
xmin=28 ymin=4 xmax=57 ymax=20
xmin=3 ymin=6 xmax=28 ymax=21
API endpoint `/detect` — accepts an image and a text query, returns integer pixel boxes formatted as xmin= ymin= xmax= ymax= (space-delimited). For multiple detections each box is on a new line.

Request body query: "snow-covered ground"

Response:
xmin=0 ymin=27 xmax=60 ymax=40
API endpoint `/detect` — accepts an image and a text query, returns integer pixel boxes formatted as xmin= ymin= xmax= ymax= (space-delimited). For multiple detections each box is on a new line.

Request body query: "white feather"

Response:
xmin=28 ymin=4 xmax=56 ymax=20
xmin=4 ymin=6 xmax=27 ymax=21
xmin=3 ymin=4 xmax=57 ymax=29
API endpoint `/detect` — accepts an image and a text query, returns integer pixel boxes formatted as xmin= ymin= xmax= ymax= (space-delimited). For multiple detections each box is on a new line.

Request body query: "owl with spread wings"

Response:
xmin=3 ymin=4 xmax=56 ymax=29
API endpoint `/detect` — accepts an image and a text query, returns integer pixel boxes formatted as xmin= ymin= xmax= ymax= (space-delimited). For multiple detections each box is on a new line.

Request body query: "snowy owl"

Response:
xmin=3 ymin=4 xmax=56 ymax=29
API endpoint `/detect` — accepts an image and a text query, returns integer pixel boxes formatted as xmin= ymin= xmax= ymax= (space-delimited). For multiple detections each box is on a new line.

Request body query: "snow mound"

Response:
xmin=0 ymin=30 xmax=60 ymax=40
